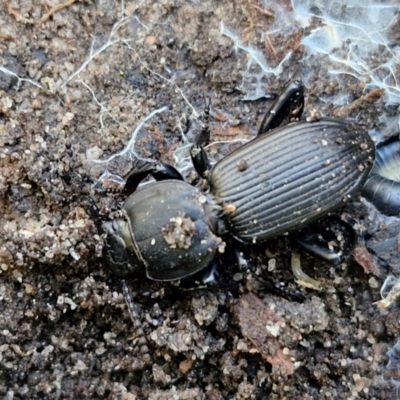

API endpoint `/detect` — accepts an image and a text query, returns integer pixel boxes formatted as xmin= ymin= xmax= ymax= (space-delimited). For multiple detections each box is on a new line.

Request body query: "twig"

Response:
xmin=5 ymin=0 xmax=32 ymax=24
xmin=38 ymin=0 xmax=77 ymax=25
xmin=334 ymin=88 xmax=384 ymax=117
xmin=251 ymin=4 xmax=274 ymax=18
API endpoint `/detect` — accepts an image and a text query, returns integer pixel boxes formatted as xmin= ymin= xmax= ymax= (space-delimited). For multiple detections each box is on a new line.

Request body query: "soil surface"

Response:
xmin=0 ymin=1 xmax=399 ymax=399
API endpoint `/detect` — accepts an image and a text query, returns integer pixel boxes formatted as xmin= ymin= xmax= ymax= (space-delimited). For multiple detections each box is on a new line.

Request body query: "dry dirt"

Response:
xmin=0 ymin=1 xmax=399 ymax=399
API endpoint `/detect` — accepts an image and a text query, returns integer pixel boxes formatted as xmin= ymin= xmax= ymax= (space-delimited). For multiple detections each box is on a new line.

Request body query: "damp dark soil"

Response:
xmin=0 ymin=1 xmax=399 ymax=399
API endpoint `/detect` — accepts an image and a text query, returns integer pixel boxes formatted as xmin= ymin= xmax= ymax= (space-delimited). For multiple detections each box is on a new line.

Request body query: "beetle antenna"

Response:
xmin=120 ymin=280 xmax=151 ymax=363
xmin=121 ymin=279 xmax=140 ymax=325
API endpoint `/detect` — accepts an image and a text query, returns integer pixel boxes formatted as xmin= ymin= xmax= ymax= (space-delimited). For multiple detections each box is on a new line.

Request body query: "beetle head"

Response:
xmin=101 ymin=219 xmax=143 ymax=278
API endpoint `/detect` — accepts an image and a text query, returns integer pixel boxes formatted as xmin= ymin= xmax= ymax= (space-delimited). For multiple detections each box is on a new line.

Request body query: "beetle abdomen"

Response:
xmin=210 ymin=119 xmax=375 ymax=243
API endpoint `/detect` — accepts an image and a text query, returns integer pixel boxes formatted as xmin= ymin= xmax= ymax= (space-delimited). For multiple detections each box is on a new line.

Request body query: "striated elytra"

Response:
xmin=210 ymin=119 xmax=375 ymax=243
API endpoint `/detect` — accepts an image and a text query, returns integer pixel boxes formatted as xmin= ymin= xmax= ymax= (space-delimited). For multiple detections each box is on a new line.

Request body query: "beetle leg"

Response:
xmin=177 ymin=258 xmax=220 ymax=290
xmin=258 ymin=277 xmax=306 ymax=302
xmin=190 ymin=145 xmax=211 ymax=179
xmin=290 ymin=216 xmax=357 ymax=264
xmin=196 ymin=97 xmax=211 ymax=147
xmin=189 ymin=97 xmax=212 ymax=179
xmin=289 ymin=216 xmax=357 ymax=291
xmin=123 ymin=167 xmax=156 ymax=196
xmin=257 ymin=80 xmax=305 ymax=136
xmin=152 ymin=162 xmax=184 ymax=181
xmin=291 ymin=251 xmax=323 ymax=291
xmin=123 ymin=163 xmax=183 ymax=196
xmin=87 ymin=197 xmax=104 ymax=230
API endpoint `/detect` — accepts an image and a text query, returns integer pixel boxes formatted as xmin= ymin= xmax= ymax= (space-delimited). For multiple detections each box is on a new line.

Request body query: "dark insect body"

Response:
xmin=90 ymin=81 xmax=375 ymax=290
xmin=362 ymin=137 xmax=400 ymax=216
xmin=210 ymin=119 xmax=372 ymax=243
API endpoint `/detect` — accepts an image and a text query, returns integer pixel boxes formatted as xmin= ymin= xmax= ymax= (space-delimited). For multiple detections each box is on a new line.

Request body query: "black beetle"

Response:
xmin=91 ymin=81 xmax=375 ymax=289
xmin=362 ymin=136 xmax=400 ymax=216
